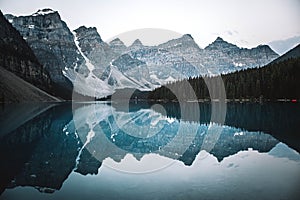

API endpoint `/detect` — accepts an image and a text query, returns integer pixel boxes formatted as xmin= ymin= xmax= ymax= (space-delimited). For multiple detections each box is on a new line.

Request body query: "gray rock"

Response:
xmin=203 ymin=37 xmax=279 ymax=74
xmin=5 ymin=9 xmax=89 ymax=99
xmin=159 ymin=35 xmax=279 ymax=75
xmin=109 ymin=38 xmax=127 ymax=55
xmin=112 ymin=53 xmax=145 ymax=73
xmin=74 ymin=26 xmax=116 ymax=73
xmin=128 ymin=39 xmax=144 ymax=52
xmin=0 ymin=10 xmax=51 ymax=94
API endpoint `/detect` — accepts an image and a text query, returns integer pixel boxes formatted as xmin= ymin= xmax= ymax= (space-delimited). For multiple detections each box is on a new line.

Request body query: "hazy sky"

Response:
xmin=1 ymin=0 xmax=300 ymax=51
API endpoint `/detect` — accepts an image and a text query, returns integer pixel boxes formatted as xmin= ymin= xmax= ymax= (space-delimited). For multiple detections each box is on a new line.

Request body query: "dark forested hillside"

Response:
xmin=148 ymin=57 xmax=300 ymax=101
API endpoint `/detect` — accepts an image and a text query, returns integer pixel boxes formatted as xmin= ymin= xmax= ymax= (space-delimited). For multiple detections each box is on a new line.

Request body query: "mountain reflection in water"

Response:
xmin=0 ymin=102 xmax=299 ymax=200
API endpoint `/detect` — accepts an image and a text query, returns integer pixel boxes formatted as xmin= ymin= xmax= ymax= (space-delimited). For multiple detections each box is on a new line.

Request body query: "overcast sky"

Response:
xmin=1 ymin=0 xmax=300 ymax=52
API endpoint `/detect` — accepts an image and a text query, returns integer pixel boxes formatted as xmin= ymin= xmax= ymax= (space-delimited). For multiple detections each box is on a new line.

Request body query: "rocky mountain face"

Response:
xmin=159 ymin=35 xmax=279 ymax=75
xmin=0 ymin=10 xmax=51 ymax=93
xmin=74 ymin=26 xmax=115 ymax=73
xmin=128 ymin=39 xmax=145 ymax=51
xmin=157 ymin=34 xmax=208 ymax=74
xmin=203 ymin=37 xmax=279 ymax=74
xmin=5 ymin=9 xmax=88 ymax=99
xmin=4 ymin=8 xmax=279 ymax=99
xmin=109 ymin=38 xmax=127 ymax=55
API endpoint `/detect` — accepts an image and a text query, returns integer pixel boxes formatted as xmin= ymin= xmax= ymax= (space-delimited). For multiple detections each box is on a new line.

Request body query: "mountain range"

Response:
xmin=0 ymin=8 xmax=285 ymax=101
xmin=149 ymin=44 xmax=300 ymax=101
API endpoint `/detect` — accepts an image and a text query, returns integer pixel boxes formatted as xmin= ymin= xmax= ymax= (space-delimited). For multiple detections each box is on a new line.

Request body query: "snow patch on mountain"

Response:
xmin=62 ymin=31 xmax=114 ymax=98
xmin=233 ymin=62 xmax=245 ymax=67
xmin=63 ymin=68 xmax=113 ymax=98
xmin=72 ymin=31 xmax=94 ymax=73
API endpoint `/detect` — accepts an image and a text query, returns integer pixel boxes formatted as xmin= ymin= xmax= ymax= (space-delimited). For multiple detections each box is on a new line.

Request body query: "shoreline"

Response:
xmin=1 ymin=98 xmax=299 ymax=104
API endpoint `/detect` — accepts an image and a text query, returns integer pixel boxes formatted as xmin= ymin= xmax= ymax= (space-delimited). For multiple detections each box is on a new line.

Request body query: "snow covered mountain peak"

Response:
xmin=32 ymin=8 xmax=57 ymax=16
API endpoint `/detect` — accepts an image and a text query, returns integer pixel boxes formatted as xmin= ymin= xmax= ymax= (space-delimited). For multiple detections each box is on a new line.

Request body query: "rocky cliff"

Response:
xmin=128 ymin=39 xmax=145 ymax=52
xmin=157 ymin=34 xmax=208 ymax=74
xmin=0 ymin=10 xmax=51 ymax=93
xmin=74 ymin=26 xmax=116 ymax=73
xmin=5 ymin=9 xmax=89 ymax=99
xmin=109 ymin=38 xmax=127 ymax=55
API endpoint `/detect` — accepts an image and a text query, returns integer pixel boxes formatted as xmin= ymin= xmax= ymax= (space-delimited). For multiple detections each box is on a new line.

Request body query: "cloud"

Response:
xmin=225 ymin=30 xmax=238 ymax=36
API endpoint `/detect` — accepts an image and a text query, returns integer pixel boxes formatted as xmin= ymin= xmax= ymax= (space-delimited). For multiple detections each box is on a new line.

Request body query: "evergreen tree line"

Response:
xmin=148 ymin=57 xmax=300 ymax=100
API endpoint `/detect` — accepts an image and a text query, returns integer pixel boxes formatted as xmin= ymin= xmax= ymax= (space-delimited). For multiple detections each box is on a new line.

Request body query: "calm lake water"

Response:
xmin=0 ymin=102 xmax=299 ymax=200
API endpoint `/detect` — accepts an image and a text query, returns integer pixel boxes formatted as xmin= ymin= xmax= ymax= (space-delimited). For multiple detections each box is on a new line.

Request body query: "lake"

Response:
xmin=0 ymin=102 xmax=299 ymax=200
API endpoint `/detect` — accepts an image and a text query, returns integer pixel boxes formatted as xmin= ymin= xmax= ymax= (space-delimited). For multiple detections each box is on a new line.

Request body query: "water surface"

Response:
xmin=0 ymin=102 xmax=299 ymax=200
